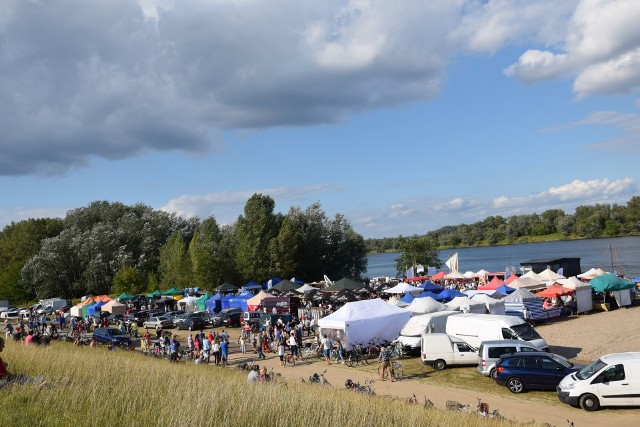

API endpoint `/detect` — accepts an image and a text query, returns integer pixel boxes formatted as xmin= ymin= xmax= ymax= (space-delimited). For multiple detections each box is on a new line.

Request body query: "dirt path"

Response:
xmin=213 ymin=304 xmax=640 ymax=427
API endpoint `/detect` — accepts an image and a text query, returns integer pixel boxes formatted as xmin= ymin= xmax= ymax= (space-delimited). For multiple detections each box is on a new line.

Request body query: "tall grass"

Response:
xmin=0 ymin=342 xmax=511 ymax=427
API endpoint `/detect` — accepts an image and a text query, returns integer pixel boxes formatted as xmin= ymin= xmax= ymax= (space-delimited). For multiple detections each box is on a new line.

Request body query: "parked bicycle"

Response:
xmin=346 ymin=342 xmax=369 ymax=367
xmin=304 ymin=369 xmax=331 ymax=387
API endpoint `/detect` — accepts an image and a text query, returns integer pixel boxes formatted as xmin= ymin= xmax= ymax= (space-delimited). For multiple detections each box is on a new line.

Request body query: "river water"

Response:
xmin=366 ymin=236 xmax=640 ymax=279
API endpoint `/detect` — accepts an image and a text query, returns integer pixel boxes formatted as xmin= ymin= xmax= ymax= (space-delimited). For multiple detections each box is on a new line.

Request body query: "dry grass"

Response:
xmin=0 ymin=342 xmax=518 ymax=427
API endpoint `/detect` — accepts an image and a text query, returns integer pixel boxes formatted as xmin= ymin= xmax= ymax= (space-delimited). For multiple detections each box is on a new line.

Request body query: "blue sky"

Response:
xmin=1 ymin=0 xmax=639 ymax=238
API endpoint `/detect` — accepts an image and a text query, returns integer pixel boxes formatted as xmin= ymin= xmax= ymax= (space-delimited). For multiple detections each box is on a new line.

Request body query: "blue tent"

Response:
xmin=88 ymin=301 xmax=106 ymax=316
xmin=416 ymin=291 xmax=441 ymax=299
xmin=633 ymin=277 xmax=640 ymax=284
xmin=434 ymin=288 xmax=466 ymax=302
xmin=496 ymin=284 xmax=516 ymax=295
xmin=419 ymin=281 xmax=444 ymax=293
xmin=400 ymin=293 xmax=415 ymax=303
xmin=237 ymin=290 xmax=253 ymax=298
xmin=204 ymin=292 xmax=224 ymax=314
xmin=221 ymin=294 xmax=235 ymax=310
xmin=243 ymin=281 xmax=262 ymax=291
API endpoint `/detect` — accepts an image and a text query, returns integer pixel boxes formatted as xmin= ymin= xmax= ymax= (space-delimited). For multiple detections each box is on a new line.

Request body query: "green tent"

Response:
xmin=117 ymin=292 xmax=135 ymax=301
xmin=323 ymin=277 xmax=365 ymax=292
xmin=270 ymin=279 xmax=301 ymax=292
xmin=589 ymin=273 xmax=636 ymax=292
xmin=81 ymin=302 xmax=97 ymax=318
xmin=162 ymin=287 xmax=184 ymax=296
xmin=146 ymin=290 xmax=163 ymax=298
xmin=195 ymin=292 xmax=213 ymax=311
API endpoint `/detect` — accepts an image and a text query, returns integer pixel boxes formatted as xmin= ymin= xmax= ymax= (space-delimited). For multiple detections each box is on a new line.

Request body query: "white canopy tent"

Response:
xmin=444 ymin=296 xmax=486 ymax=314
xmin=557 ymin=277 xmax=593 ymax=313
xmin=384 ymin=283 xmax=423 ymax=294
xmin=405 ymin=296 xmax=444 ymax=315
xmin=387 ymin=296 xmax=409 ymax=308
xmin=296 ymin=284 xmax=317 ymax=293
xmin=538 ymin=268 xmax=565 ymax=284
xmin=177 ymin=296 xmax=198 ymax=313
xmin=317 ymin=299 xmax=411 ymax=350
xmin=463 ymin=271 xmax=477 ymax=279
xmin=509 ymin=277 xmax=546 ymax=291
xmin=521 ymin=270 xmax=544 ymax=284
xmin=445 ymin=271 xmax=465 ymax=280
xmin=470 ymin=293 xmax=506 ymax=315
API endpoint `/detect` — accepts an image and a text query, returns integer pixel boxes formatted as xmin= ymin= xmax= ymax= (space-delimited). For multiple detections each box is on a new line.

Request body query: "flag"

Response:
xmin=445 ymin=253 xmax=459 ymax=272
xmin=406 ymin=267 xmax=414 ymax=279
xmin=557 ymin=268 xmax=564 ymax=276
xmin=416 ymin=264 xmax=425 ymax=274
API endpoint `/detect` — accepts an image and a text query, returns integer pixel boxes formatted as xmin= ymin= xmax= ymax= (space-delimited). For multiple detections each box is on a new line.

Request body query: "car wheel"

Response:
xmin=507 ymin=377 xmax=525 ymax=394
xmin=490 ymin=369 xmax=497 ymax=380
xmin=434 ymin=359 xmax=446 ymax=370
xmin=579 ymin=393 xmax=600 ymax=411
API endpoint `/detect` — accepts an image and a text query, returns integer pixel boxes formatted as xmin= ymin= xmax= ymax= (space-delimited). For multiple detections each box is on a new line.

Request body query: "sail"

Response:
xmin=445 ymin=253 xmax=459 ymax=273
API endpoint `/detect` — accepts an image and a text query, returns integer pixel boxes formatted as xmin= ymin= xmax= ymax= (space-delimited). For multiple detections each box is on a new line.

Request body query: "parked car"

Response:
xmin=92 ymin=327 xmax=131 ymax=346
xmin=420 ymin=333 xmax=478 ymax=370
xmin=211 ymin=308 xmax=243 ymax=327
xmin=477 ymin=339 xmax=540 ymax=379
xmin=106 ymin=313 xmax=128 ymax=325
xmin=143 ymin=315 xmax=174 ymax=329
xmin=176 ymin=317 xmax=206 ymax=331
xmin=494 ymin=351 xmax=583 ymax=394
xmin=557 ymin=352 xmax=640 ymax=411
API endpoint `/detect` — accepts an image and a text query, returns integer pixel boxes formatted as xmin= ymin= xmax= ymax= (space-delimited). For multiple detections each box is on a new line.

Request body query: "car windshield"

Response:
xmin=510 ymin=323 xmax=542 ymax=340
xmin=576 ymin=359 xmax=607 ymax=380
xmin=548 ymin=353 xmax=573 ymax=368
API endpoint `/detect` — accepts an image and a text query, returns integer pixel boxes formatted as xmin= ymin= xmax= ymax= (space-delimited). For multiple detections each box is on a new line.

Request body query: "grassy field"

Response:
xmin=0 ymin=341 xmax=521 ymax=427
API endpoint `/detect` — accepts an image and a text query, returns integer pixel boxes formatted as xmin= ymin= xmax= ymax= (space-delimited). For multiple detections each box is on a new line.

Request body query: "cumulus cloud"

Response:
xmin=0 ymin=0 xmax=460 ymax=176
xmin=504 ymin=0 xmax=640 ymax=97
xmin=160 ymin=183 xmax=345 ymax=224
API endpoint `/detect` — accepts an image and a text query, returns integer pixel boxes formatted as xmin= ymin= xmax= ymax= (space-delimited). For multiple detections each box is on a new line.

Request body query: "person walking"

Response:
xmin=378 ymin=345 xmax=392 ymax=381
xmin=321 ymin=334 xmax=333 ymax=366
xmin=238 ymin=333 xmax=246 ymax=354
xmin=220 ymin=339 xmax=229 ymax=366
xmin=288 ymin=332 xmax=298 ymax=359
xmin=202 ymin=335 xmax=211 ymax=363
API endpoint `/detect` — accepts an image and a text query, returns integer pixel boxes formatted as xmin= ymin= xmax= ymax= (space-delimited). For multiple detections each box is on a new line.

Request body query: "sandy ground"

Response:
xmin=210 ymin=303 xmax=640 ymax=427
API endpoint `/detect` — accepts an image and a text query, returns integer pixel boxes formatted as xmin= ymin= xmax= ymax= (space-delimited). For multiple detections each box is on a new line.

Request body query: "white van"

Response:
xmin=421 ymin=333 xmax=479 ymax=370
xmin=445 ymin=314 xmax=548 ymax=351
xmin=396 ymin=311 xmax=459 ymax=354
xmin=476 ymin=339 xmax=539 ymax=378
xmin=557 ymin=352 xmax=640 ymax=411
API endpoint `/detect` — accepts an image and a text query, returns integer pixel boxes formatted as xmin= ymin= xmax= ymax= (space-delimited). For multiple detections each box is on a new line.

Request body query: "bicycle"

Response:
xmin=390 ymin=340 xmax=404 ymax=359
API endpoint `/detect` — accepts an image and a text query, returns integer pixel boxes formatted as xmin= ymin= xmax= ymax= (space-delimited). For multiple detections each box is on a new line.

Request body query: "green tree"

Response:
xmin=235 ymin=194 xmax=280 ymax=283
xmin=394 ymin=236 xmax=441 ymax=276
xmin=159 ymin=232 xmax=192 ymax=289
xmin=113 ymin=265 xmax=145 ymax=295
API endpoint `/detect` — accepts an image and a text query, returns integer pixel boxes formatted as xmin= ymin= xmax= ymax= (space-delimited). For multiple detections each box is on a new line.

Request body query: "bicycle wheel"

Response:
xmin=362 ymin=354 xmax=370 ymax=365
xmin=346 ymin=355 xmax=354 ymax=368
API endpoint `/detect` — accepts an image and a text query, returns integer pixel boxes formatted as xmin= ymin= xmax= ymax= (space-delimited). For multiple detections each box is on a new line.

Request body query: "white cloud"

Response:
xmin=504 ymin=0 xmax=640 ymax=98
xmin=548 ymin=110 xmax=640 ymax=151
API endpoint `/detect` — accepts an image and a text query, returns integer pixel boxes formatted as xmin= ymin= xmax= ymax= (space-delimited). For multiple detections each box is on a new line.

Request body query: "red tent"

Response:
xmin=535 ymin=283 xmax=574 ymax=298
xmin=405 ymin=276 xmax=428 ymax=282
xmin=478 ymin=276 xmax=504 ymax=290
xmin=430 ymin=272 xmax=446 ymax=280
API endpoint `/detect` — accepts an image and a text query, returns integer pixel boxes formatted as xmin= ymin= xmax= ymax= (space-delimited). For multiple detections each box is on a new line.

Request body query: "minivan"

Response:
xmin=243 ymin=311 xmax=268 ymax=326
xmin=557 ymin=352 xmax=640 ymax=411
xmin=211 ymin=307 xmax=243 ymax=327
xmin=477 ymin=340 xmax=539 ymax=379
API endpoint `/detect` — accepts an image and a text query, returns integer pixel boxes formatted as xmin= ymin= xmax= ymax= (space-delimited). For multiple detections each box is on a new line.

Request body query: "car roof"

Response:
xmin=501 ymin=351 xmax=552 ymax=358
xmin=481 ymin=340 xmax=536 ymax=347
xmin=600 ymin=352 xmax=640 ymax=364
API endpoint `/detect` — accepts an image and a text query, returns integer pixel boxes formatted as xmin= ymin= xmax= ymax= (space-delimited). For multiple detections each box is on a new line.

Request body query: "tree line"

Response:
xmin=366 ymin=196 xmax=640 ymax=254
xmin=0 ymin=195 xmax=367 ymax=303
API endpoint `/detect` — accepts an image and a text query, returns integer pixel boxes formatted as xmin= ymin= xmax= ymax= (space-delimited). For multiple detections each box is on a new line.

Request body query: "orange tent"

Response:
xmin=535 ymin=283 xmax=574 ymax=298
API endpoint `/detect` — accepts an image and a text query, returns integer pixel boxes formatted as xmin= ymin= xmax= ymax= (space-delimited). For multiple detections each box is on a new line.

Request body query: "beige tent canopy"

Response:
xmin=101 ymin=300 xmax=126 ymax=315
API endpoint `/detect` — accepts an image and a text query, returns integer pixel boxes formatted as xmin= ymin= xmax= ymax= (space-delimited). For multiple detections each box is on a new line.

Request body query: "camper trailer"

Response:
xmin=396 ymin=311 xmax=459 ymax=354
xmin=445 ymin=314 xmax=548 ymax=351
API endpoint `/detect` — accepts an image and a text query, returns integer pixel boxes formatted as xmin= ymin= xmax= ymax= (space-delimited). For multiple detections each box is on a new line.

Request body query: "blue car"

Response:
xmin=494 ymin=351 xmax=583 ymax=394
xmin=92 ymin=327 xmax=131 ymax=347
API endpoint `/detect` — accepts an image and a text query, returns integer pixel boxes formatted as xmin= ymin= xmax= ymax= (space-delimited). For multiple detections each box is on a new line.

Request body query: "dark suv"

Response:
xmin=92 ymin=327 xmax=132 ymax=347
xmin=494 ymin=351 xmax=583 ymax=394
xmin=176 ymin=317 xmax=206 ymax=331
xmin=211 ymin=308 xmax=243 ymax=327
